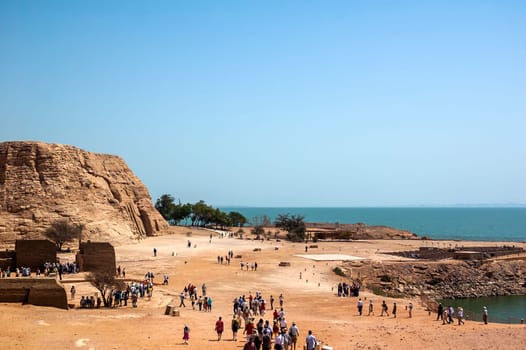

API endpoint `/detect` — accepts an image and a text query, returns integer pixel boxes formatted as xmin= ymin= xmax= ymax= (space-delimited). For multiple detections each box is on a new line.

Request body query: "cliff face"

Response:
xmin=0 ymin=141 xmax=168 ymax=245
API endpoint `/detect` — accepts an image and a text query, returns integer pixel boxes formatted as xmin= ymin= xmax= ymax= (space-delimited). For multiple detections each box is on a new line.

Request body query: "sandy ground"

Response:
xmin=1 ymin=228 xmax=525 ymax=350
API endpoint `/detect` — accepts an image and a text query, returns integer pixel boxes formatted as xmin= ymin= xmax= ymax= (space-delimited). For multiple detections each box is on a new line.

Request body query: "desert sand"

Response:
xmin=1 ymin=227 xmax=524 ymax=350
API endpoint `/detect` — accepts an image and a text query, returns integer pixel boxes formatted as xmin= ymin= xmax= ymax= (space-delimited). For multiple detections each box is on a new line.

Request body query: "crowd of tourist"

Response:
xmin=207 ymin=291 xmax=318 ymax=350
xmin=0 ymin=261 xmax=79 ymax=279
xmin=337 ymin=281 xmax=361 ymax=297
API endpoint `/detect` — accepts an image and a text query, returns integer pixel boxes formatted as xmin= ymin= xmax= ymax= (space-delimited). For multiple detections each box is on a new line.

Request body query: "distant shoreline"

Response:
xmin=219 ymin=207 xmax=526 ymax=242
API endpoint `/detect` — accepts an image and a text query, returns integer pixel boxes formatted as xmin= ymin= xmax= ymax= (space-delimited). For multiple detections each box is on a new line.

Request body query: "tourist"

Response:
xmin=215 ymin=316 xmax=224 ymax=341
xmin=272 ymin=320 xmax=280 ymax=338
xmin=190 ymin=293 xmax=196 ymax=309
xmin=252 ymin=329 xmax=262 ymax=350
xmin=270 ymin=295 xmax=275 ymax=310
xmin=305 ymin=330 xmax=317 ymax=350
xmin=282 ymin=328 xmax=292 ymax=350
xmin=70 ymin=285 xmax=76 ymax=300
xmin=243 ymin=338 xmax=256 ymax=350
xmin=392 ymin=302 xmax=397 ymax=318
xmin=278 ymin=307 xmax=285 ymax=320
xmin=357 ymin=298 xmax=363 ymax=316
xmin=408 ymin=302 xmax=413 ymax=318
xmin=482 ymin=306 xmax=488 ymax=324
xmin=274 ymin=329 xmax=285 ymax=350
xmin=207 ymin=295 xmax=213 ymax=311
xmin=436 ymin=303 xmax=443 ymax=321
xmin=448 ymin=306 xmax=454 ymax=324
xmin=232 ymin=315 xmax=240 ymax=341
xmin=262 ymin=330 xmax=272 ymax=350
xmin=153 ymin=248 xmax=157 ymax=257
xmin=279 ymin=293 xmax=284 ymax=308
xmin=279 ymin=316 xmax=287 ymax=330
xmin=202 ymin=283 xmax=207 ymax=296
xmin=381 ymin=301 xmax=389 ymax=316
xmin=244 ymin=319 xmax=255 ymax=341
xmin=457 ymin=307 xmax=464 ymax=325
xmin=179 ymin=292 xmax=186 ymax=307
xmin=182 ymin=324 xmax=190 ymax=344
xmin=288 ymin=322 xmax=299 ymax=350
xmin=368 ymin=299 xmax=374 ymax=316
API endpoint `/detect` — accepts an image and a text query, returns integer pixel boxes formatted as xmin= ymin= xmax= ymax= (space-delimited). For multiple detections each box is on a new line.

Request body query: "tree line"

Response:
xmin=154 ymin=194 xmax=307 ymax=242
xmin=154 ymin=194 xmax=247 ymax=229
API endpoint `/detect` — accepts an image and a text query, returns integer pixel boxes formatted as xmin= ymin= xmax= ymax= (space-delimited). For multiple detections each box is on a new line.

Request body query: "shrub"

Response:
xmin=333 ymin=267 xmax=346 ymax=277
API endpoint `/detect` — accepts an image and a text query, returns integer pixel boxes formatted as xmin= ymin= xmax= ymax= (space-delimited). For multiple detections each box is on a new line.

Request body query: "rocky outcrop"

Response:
xmin=0 ymin=141 xmax=168 ymax=246
xmin=308 ymin=222 xmax=418 ymax=240
xmin=344 ymin=259 xmax=526 ymax=300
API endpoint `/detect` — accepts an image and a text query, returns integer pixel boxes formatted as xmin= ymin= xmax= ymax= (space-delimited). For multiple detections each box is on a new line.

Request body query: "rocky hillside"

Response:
xmin=0 ymin=141 xmax=168 ymax=246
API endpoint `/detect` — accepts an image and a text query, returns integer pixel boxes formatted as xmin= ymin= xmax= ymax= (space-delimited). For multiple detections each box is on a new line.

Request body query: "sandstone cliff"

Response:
xmin=0 ymin=141 xmax=168 ymax=246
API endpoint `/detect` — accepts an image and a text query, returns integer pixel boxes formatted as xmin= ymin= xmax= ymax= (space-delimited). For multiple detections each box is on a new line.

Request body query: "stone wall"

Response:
xmin=15 ymin=240 xmax=56 ymax=269
xmin=0 ymin=278 xmax=68 ymax=309
xmin=76 ymin=242 xmax=116 ymax=274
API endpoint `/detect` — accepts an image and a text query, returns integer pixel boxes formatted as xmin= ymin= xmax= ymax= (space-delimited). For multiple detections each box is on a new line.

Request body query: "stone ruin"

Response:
xmin=0 ymin=240 xmax=65 ymax=309
xmin=0 ymin=239 xmax=116 ymax=309
xmin=0 ymin=278 xmax=68 ymax=309
xmin=0 ymin=240 xmax=57 ymax=270
xmin=15 ymin=239 xmax=57 ymax=269
xmin=76 ymin=241 xmax=116 ymax=275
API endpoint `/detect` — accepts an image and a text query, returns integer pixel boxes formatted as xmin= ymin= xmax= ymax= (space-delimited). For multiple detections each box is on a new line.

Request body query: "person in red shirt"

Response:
xmin=215 ymin=316 xmax=224 ymax=341
xmin=244 ymin=319 xmax=255 ymax=342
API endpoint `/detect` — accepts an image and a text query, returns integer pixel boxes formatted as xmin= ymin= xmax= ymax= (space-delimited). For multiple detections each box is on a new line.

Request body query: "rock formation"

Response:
xmin=341 ymin=259 xmax=526 ymax=300
xmin=0 ymin=141 xmax=168 ymax=246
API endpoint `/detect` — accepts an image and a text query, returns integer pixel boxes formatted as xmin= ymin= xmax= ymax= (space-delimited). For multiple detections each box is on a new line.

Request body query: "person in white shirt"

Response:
xmin=305 ymin=330 xmax=317 ymax=350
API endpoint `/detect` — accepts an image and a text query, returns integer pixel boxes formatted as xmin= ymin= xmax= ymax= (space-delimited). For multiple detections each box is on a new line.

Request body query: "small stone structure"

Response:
xmin=76 ymin=241 xmax=116 ymax=274
xmin=0 ymin=278 xmax=68 ymax=309
xmin=15 ymin=240 xmax=56 ymax=269
xmin=165 ymin=304 xmax=180 ymax=316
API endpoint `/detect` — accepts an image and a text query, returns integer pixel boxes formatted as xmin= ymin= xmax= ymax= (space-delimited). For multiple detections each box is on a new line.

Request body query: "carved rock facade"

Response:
xmin=0 ymin=141 xmax=168 ymax=245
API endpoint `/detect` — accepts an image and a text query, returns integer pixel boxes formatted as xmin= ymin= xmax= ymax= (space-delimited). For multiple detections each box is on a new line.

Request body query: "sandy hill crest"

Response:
xmin=0 ymin=141 xmax=168 ymax=246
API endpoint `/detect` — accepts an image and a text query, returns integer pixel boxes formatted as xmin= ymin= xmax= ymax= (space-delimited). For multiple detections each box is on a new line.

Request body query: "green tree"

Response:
xmin=155 ymin=194 xmax=176 ymax=221
xmin=44 ymin=219 xmax=84 ymax=250
xmin=191 ymin=200 xmax=215 ymax=227
xmin=228 ymin=211 xmax=247 ymax=227
xmin=171 ymin=203 xmax=193 ymax=225
xmin=211 ymin=208 xmax=232 ymax=229
xmin=274 ymin=214 xmax=306 ymax=242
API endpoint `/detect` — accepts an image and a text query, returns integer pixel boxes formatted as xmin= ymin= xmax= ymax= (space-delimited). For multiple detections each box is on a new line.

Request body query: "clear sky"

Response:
xmin=1 ymin=1 xmax=525 ymax=207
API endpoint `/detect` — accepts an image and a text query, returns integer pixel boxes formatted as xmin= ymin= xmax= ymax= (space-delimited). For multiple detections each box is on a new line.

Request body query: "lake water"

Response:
xmin=219 ymin=207 xmax=526 ymax=242
xmin=439 ymin=295 xmax=526 ymax=324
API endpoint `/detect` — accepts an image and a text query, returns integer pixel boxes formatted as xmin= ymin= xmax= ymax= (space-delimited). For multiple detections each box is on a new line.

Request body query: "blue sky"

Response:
xmin=1 ymin=1 xmax=525 ymax=206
